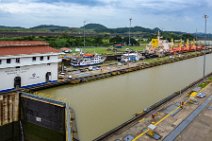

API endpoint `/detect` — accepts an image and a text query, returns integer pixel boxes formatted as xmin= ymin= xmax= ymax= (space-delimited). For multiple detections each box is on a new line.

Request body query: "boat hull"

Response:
xmin=71 ymin=61 xmax=105 ymax=67
xmin=70 ymin=57 xmax=106 ymax=67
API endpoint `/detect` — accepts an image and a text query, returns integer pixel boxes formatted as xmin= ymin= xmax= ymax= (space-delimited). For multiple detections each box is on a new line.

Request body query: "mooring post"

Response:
xmin=66 ymin=103 xmax=73 ymax=141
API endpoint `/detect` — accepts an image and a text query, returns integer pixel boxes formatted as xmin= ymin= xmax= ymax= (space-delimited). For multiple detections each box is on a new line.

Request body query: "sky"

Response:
xmin=0 ymin=0 xmax=211 ymax=33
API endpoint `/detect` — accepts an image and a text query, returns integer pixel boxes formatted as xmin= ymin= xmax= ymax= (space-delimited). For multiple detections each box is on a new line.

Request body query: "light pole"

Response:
xmin=203 ymin=14 xmax=208 ymax=78
xmin=195 ymin=28 xmax=198 ymax=41
xmin=195 ymin=28 xmax=198 ymax=52
xmin=129 ymin=18 xmax=132 ymax=46
xmin=83 ymin=20 xmax=86 ymax=48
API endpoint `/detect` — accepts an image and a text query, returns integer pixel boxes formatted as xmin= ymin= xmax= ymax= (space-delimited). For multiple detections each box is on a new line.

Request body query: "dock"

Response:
xmin=174 ymin=96 xmax=212 ymax=141
xmin=19 ymin=51 xmax=212 ymax=93
xmin=95 ymin=80 xmax=212 ymax=141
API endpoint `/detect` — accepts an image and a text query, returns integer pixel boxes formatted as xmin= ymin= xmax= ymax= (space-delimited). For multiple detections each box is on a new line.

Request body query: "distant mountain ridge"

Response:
xmin=0 ymin=25 xmax=26 ymax=31
xmin=30 ymin=25 xmax=70 ymax=32
xmin=0 ymin=23 xmax=211 ymax=39
xmin=0 ymin=23 xmax=172 ymax=33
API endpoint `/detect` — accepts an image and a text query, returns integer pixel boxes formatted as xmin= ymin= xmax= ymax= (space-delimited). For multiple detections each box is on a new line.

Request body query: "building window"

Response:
xmin=16 ymin=58 xmax=20 ymax=63
xmin=32 ymin=57 xmax=36 ymax=61
xmin=47 ymin=56 xmax=50 ymax=60
xmin=7 ymin=59 xmax=11 ymax=64
xmin=40 ymin=56 xmax=44 ymax=61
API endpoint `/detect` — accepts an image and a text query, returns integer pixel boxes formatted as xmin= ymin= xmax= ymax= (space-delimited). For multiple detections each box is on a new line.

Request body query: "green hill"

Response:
xmin=0 ymin=25 xmax=26 ymax=31
xmin=82 ymin=23 xmax=110 ymax=32
xmin=0 ymin=23 xmax=211 ymax=39
xmin=30 ymin=25 xmax=71 ymax=32
xmin=81 ymin=23 xmax=160 ymax=34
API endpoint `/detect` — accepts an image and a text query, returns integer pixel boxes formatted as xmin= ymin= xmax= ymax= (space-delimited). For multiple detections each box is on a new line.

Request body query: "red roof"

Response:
xmin=0 ymin=41 xmax=59 ymax=56
xmin=60 ymin=47 xmax=72 ymax=51
xmin=115 ymin=43 xmax=124 ymax=46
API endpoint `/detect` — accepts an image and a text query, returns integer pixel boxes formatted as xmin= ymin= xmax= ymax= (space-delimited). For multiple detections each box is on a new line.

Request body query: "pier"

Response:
xmin=20 ymin=50 xmax=212 ymax=93
xmin=97 ymin=77 xmax=212 ymax=141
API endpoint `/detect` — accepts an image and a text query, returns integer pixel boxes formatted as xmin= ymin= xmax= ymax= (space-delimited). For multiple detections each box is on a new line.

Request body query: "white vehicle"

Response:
xmin=88 ymin=66 xmax=100 ymax=71
xmin=120 ymin=52 xmax=144 ymax=63
xmin=68 ymin=75 xmax=72 ymax=79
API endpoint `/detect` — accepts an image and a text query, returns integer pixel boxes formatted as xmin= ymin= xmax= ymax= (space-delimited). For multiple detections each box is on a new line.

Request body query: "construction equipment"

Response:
xmin=146 ymin=124 xmax=162 ymax=140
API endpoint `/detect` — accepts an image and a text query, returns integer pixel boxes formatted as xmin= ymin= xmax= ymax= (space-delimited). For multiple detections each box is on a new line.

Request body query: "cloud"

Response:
xmin=0 ymin=0 xmax=211 ymax=33
xmin=0 ymin=1 xmax=119 ymax=27
xmin=0 ymin=2 xmax=113 ymax=15
xmin=97 ymin=0 xmax=206 ymax=14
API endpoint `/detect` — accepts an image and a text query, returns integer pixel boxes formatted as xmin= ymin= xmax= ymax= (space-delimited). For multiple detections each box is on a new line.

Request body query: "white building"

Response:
xmin=0 ymin=41 xmax=61 ymax=92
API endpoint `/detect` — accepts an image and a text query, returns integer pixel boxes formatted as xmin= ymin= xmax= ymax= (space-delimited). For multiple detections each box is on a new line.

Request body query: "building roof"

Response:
xmin=0 ymin=41 xmax=59 ymax=56
xmin=60 ymin=47 xmax=72 ymax=51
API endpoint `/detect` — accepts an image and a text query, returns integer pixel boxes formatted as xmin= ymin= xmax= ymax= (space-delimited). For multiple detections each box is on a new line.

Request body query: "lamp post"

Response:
xmin=195 ymin=28 xmax=198 ymax=41
xmin=195 ymin=28 xmax=197 ymax=52
xmin=83 ymin=20 xmax=86 ymax=48
xmin=129 ymin=18 xmax=132 ymax=46
xmin=203 ymin=14 xmax=208 ymax=78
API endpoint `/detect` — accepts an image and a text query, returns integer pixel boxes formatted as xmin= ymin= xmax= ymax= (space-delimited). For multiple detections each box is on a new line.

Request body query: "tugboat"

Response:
xmin=70 ymin=53 xmax=106 ymax=67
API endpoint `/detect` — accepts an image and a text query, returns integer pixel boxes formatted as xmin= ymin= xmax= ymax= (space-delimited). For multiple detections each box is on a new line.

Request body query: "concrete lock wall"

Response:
xmin=0 ymin=93 xmax=20 ymax=141
xmin=0 ymin=93 xmax=19 ymax=126
xmin=0 ymin=121 xmax=21 ymax=141
xmin=0 ymin=92 xmax=70 ymax=141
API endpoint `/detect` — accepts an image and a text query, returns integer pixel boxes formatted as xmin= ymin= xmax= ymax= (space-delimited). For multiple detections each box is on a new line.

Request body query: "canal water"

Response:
xmin=38 ymin=54 xmax=212 ymax=141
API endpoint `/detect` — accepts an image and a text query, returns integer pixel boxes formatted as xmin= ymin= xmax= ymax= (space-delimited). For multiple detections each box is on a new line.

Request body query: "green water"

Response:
xmin=24 ymin=122 xmax=65 ymax=141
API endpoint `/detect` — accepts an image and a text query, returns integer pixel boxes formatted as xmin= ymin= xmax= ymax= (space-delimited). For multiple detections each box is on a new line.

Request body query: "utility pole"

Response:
xmin=203 ymin=14 xmax=208 ymax=78
xmin=195 ymin=28 xmax=198 ymax=52
xmin=195 ymin=28 xmax=198 ymax=41
xmin=83 ymin=20 xmax=86 ymax=48
xmin=129 ymin=18 xmax=132 ymax=46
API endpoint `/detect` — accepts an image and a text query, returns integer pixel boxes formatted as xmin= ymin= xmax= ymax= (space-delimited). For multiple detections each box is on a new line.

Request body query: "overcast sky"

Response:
xmin=0 ymin=0 xmax=211 ymax=33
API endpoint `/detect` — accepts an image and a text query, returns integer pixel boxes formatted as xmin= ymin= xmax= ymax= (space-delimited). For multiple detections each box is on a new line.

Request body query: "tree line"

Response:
xmin=0 ymin=32 xmax=195 ymax=48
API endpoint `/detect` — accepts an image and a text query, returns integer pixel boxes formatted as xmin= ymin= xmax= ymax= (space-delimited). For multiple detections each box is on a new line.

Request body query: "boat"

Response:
xmin=120 ymin=52 xmax=144 ymax=63
xmin=70 ymin=53 xmax=106 ymax=67
xmin=145 ymin=31 xmax=173 ymax=57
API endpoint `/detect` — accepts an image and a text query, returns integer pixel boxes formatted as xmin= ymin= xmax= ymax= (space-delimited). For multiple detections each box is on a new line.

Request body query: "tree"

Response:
xmin=54 ymin=38 xmax=68 ymax=48
xmin=109 ymin=35 xmax=123 ymax=44
xmin=123 ymin=37 xmax=139 ymax=46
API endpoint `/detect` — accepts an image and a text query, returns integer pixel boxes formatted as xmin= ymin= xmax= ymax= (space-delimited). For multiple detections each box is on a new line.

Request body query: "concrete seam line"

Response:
xmin=163 ymin=95 xmax=212 ymax=141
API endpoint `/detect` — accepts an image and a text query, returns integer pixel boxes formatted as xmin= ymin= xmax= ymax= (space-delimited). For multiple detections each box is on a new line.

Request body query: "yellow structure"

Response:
xmin=179 ymin=39 xmax=183 ymax=48
xmin=190 ymin=92 xmax=198 ymax=98
xmin=192 ymin=39 xmax=196 ymax=46
xmin=186 ymin=39 xmax=190 ymax=48
xmin=171 ymin=38 xmax=174 ymax=48
xmin=151 ymin=39 xmax=159 ymax=48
